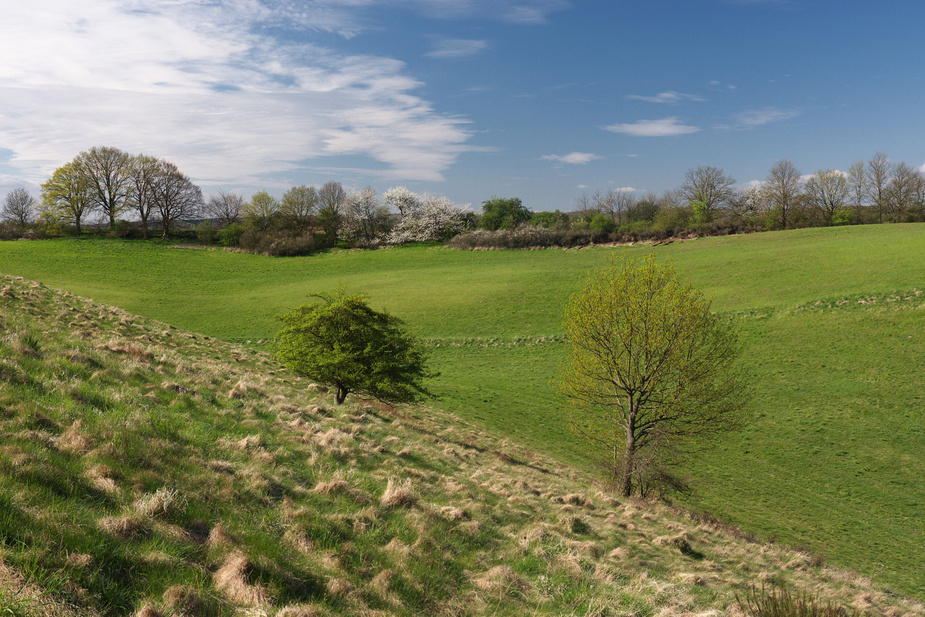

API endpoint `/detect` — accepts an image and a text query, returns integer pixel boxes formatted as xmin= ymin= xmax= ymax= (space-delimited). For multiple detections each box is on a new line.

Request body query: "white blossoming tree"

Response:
xmin=384 ymin=187 xmax=471 ymax=243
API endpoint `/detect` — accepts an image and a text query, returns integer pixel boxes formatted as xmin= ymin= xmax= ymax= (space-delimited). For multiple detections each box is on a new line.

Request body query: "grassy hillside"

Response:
xmin=5 ymin=275 xmax=921 ymax=616
xmin=0 ymin=224 xmax=923 ymax=599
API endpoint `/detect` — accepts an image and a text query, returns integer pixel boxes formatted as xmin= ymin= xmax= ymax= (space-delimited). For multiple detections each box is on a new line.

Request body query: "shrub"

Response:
xmin=263 ymin=232 xmax=318 ymax=257
xmin=218 ymin=222 xmax=245 ymax=246
xmin=107 ymin=220 xmax=135 ymax=239
xmin=652 ymin=206 xmax=691 ymax=236
xmin=0 ymin=220 xmax=25 ymax=240
xmin=589 ymin=214 xmax=616 ymax=235
xmin=196 ymin=221 xmax=217 ymax=244
xmin=448 ymin=225 xmax=597 ymax=250
xmin=831 ymin=208 xmax=855 ymax=226
xmin=238 ymin=228 xmax=319 ymax=256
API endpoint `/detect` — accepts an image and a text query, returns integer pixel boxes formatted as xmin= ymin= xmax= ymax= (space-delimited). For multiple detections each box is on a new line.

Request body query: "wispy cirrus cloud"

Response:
xmin=397 ymin=0 xmax=569 ymax=24
xmin=603 ymin=117 xmax=700 ymax=137
xmin=0 ymin=0 xmax=477 ymax=189
xmin=624 ymin=91 xmax=705 ymax=104
xmin=715 ymin=107 xmax=800 ymax=130
xmin=541 ymin=152 xmax=602 ymax=164
xmin=426 ymin=37 xmax=489 ymax=59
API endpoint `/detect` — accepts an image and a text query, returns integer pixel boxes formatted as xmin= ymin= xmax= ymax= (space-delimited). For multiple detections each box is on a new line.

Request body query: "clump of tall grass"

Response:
xmin=736 ymin=586 xmax=859 ymax=617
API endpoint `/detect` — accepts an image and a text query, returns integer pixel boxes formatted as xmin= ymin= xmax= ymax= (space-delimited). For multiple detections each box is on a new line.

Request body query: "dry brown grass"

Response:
xmin=162 ymin=585 xmax=208 ymax=616
xmin=134 ymin=487 xmax=186 ymax=519
xmin=99 ymin=514 xmax=150 ymax=539
xmin=276 ymin=605 xmax=324 ymax=617
xmin=213 ymin=550 xmax=271 ymax=607
xmin=380 ymin=476 xmax=418 ymax=508
xmin=85 ymin=463 xmax=120 ymax=494
xmin=55 ymin=420 xmax=91 ymax=453
xmin=471 ymin=565 xmax=528 ymax=595
xmin=206 ymin=524 xmax=235 ymax=550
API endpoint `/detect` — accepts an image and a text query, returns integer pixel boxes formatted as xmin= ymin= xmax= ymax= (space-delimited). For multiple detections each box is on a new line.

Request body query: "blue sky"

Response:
xmin=1 ymin=0 xmax=924 ymax=211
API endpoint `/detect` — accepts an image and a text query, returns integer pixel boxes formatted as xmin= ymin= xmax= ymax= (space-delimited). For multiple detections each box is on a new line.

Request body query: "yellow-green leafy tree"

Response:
xmin=558 ymin=255 xmax=748 ymax=496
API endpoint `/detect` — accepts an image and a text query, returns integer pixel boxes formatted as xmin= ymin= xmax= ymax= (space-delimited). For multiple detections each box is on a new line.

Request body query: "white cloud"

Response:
xmin=0 ymin=0 xmax=474 ymax=187
xmin=541 ymin=152 xmax=602 ymax=164
xmin=624 ymin=91 xmax=704 ymax=104
xmin=406 ymin=0 xmax=569 ymax=24
xmin=603 ymin=117 xmax=700 ymax=137
xmin=734 ymin=107 xmax=799 ymax=127
xmin=426 ymin=38 xmax=489 ymax=59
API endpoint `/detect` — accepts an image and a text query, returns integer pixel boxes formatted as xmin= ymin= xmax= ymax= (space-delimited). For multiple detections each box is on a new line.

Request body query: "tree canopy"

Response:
xmin=480 ymin=196 xmax=531 ymax=230
xmin=275 ymin=292 xmax=435 ymax=405
xmin=558 ymin=255 xmax=748 ymax=496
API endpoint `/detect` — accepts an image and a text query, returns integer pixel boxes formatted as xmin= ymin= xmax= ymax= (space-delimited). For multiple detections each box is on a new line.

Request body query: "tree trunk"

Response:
xmin=619 ymin=414 xmax=636 ymax=497
xmin=335 ymin=386 xmax=348 ymax=405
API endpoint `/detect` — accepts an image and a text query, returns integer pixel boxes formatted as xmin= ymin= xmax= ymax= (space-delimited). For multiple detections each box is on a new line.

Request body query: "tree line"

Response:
xmin=559 ymin=153 xmax=925 ymax=236
xmin=2 ymin=147 xmax=923 ymax=250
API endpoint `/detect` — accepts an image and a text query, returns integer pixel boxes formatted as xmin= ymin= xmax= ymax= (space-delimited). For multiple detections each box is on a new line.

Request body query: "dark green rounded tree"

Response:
xmin=275 ymin=292 xmax=435 ymax=405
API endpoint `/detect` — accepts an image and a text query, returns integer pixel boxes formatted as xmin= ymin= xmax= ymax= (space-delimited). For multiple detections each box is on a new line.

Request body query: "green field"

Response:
xmin=1 ymin=224 xmax=923 ymax=598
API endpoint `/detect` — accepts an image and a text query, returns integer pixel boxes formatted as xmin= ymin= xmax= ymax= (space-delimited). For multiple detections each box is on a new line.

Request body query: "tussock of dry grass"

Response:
xmin=207 ymin=524 xmax=235 ymax=550
xmin=213 ymin=550 xmax=271 ymax=607
xmin=99 ymin=514 xmax=150 ymax=539
xmin=471 ymin=565 xmax=528 ymax=595
xmin=134 ymin=487 xmax=186 ymax=519
xmin=162 ymin=584 xmax=207 ymax=615
xmin=53 ymin=419 xmax=91 ymax=453
xmin=380 ymin=476 xmax=418 ymax=508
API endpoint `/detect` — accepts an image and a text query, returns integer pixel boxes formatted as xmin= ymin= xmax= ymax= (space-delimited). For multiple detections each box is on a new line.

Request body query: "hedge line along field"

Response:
xmin=0 ymin=224 xmax=924 ymax=598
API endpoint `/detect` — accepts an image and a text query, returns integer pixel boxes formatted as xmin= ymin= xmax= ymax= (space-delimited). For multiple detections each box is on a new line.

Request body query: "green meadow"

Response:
xmin=1 ymin=224 xmax=923 ymax=598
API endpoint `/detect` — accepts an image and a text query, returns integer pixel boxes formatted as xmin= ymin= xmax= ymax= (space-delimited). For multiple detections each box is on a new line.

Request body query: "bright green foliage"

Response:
xmin=589 ymin=213 xmax=615 ymax=234
xmin=479 ymin=196 xmax=531 ymax=230
xmin=559 ymin=255 xmax=747 ymax=496
xmin=40 ymin=161 xmax=94 ymax=234
xmin=244 ymin=190 xmax=280 ymax=231
xmin=275 ymin=292 xmax=434 ymax=404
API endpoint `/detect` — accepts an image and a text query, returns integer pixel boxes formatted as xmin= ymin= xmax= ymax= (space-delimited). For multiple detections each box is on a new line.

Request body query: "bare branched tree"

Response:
xmin=280 ymin=185 xmax=318 ymax=232
xmin=681 ymin=165 xmax=736 ymax=221
xmin=345 ymin=186 xmax=389 ymax=245
xmin=885 ymin=162 xmax=924 ymax=221
xmin=1 ymin=187 xmax=37 ymax=228
xmin=76 ymin=146 xmax=132 ymax=229
xmin=205 ymin=191 xmax=246 ymax=227
xmin=804 ymin=169 xmax=849 ymax=225
xmin=593 ymin=189 xmax=636 ymax=225
xmin=317 ymin=181 xmax=345 ymax=243
xmin=763 ymin=160 xmax=804 ymax=229
xmin=847 ymin=160 xmax=868 ymax=219
xmin=127 ymin=154 xmax=160 ymax=237
xmin=152 ymin=160 xmax=202 ymax=237
xmin=867 ymin=152 xmax=891 ymax=224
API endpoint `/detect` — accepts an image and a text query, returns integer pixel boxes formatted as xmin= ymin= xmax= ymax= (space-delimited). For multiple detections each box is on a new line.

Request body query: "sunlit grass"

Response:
xmin=1 ymin=224 xmax=924 ymax=599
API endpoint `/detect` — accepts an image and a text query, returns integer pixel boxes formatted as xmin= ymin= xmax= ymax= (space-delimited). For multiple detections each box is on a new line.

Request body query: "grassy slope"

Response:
xmin=4 ymin=275 xmax=920 ymax=616
xmin=0 ymin=224 xmax=923 ymax=598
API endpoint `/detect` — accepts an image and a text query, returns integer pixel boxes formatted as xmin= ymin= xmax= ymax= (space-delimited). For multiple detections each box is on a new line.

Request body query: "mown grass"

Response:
xmin=1 ymin=224 xmax=924 ymax=599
